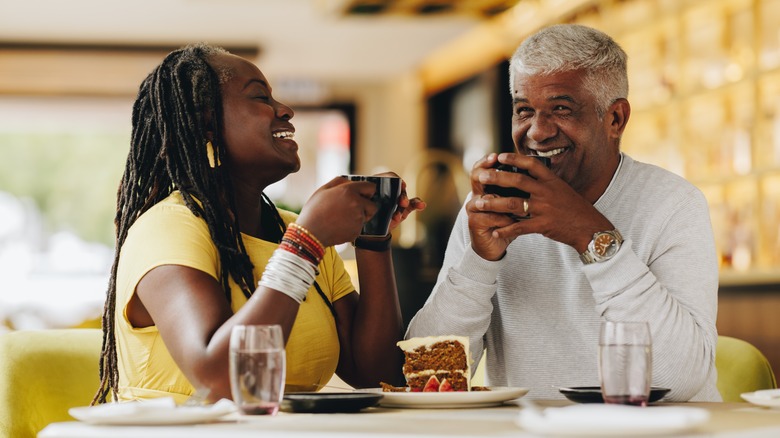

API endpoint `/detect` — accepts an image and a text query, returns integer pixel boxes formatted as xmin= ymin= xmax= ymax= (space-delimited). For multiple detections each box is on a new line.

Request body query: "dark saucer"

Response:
xmin=559 ymin=386 xmax=671 ymax=404
xmin=281 ymin=392 xmax=383 ymax=413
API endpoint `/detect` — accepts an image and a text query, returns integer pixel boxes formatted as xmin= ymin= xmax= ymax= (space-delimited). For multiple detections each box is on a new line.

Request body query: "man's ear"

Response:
xmin=606 ymin=98 xmax=631 ymax=139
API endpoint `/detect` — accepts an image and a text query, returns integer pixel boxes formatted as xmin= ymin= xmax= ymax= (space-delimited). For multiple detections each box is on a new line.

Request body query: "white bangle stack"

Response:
xmin=258 ymin=248 xmax=319 ymax=303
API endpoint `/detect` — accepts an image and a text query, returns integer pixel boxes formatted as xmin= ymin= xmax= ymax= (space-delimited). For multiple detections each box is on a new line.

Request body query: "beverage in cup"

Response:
xmin=229 ymin=324 xmax=286 ymax=415
xmin=598 ymin=321 xmax=652 ymax=406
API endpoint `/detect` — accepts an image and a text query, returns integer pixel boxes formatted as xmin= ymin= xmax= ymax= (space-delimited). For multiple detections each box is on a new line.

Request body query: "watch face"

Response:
xmin=593 ymin=233 xmax=615 ymax=257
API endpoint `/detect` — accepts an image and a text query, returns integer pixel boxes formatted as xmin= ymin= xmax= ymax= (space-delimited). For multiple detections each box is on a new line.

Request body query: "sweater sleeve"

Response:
xmin=405 ymin=205 xmax=501 ymax=367
xmin=585 ymin=186 xmax=719 ymax=401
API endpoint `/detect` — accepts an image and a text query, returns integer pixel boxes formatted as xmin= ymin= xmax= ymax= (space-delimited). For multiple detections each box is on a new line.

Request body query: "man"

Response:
xmin=407 ymin=24 xmax=720 ymax=401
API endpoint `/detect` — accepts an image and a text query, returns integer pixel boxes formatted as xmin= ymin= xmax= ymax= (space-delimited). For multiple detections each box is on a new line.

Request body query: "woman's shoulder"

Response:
xmin=145 ymin=191 xmax=197 ymax=215
xmin=130 ymin=191 xmax=207 ymax=235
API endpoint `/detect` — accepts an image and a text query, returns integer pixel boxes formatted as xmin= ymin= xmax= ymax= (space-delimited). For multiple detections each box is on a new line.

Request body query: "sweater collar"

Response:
xmin=593 ymin=152 xmax=628 ymax=210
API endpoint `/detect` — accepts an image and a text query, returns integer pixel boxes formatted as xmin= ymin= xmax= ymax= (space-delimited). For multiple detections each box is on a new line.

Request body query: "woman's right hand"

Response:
xmin=295 ymin=176 xmax=378 ymax=247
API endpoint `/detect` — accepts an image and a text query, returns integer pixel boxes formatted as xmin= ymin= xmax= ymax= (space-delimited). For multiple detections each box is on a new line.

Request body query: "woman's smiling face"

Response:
xmin=210 ymin=53 xmax=300 ymax=183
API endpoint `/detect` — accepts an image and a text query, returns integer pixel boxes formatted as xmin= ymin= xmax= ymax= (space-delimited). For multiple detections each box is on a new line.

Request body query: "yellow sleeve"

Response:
xmin=116 ymin=198 xmax=220 ymax=316
xmin=114 ymin=195 xmax=218 ymax=400
xmin=320 ymin=247 xmax=356 ymax=303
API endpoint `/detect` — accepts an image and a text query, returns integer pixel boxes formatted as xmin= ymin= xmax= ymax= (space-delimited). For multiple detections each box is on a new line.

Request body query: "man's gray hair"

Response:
xmin=509 ymin=24 xmax=628 ymax=118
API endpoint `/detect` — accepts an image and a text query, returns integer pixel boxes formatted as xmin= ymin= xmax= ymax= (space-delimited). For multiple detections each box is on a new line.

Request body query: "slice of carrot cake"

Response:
xmin=396 ymin=335 xmax=471 ymax=392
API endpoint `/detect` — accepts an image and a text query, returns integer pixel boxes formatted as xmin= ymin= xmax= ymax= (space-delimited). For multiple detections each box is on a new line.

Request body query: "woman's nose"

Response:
xmin=275 ymin=101 xmax=294 ymax=120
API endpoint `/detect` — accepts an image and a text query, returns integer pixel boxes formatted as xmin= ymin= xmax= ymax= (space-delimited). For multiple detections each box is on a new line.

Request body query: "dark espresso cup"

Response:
xmin=484 ymin=155 xmax=551 ymax=199
xmin=342 ymin=175 xmax=402 ymax=236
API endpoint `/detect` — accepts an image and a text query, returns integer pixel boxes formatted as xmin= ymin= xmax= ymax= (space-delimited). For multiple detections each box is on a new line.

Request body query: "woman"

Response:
xmin=93 ymin=44 xmax=425 ymax=403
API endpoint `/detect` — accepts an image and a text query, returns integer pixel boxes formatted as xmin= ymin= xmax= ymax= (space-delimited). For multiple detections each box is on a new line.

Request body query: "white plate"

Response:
xmin=741 ymin=390 xmax=780 ymax=408
xmin=517 ymin=404 xmax=710 ymax=436
xmin=358 ymin=387 xmax=529 ymax=408
xmin=69 ymin=398 xmax=237 ymax=425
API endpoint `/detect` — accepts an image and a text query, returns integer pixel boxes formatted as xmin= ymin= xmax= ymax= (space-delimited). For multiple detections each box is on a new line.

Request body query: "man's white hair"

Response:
xmin=509 ymin=24 xmax=628 ymax=118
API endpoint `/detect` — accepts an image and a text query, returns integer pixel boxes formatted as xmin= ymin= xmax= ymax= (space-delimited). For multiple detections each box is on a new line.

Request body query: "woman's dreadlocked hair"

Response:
xmin=93 ymin=43 xmax=275 ymax=404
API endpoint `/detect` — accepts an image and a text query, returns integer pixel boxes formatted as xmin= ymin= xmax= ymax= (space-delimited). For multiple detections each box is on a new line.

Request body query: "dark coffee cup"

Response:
xmin=484 ymin=155 xmax=551 ymax=199
xmin=343 ymin=175 xmax=402 ymax=236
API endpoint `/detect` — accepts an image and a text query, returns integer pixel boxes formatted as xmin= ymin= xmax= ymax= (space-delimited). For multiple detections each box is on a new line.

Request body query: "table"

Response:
xmin=39 ymin=401 xmax=780 ymax=438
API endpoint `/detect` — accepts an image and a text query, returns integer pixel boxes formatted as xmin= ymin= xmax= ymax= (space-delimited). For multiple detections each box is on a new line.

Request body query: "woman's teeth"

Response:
xmin=536 ymin=147 xmax=565 ymax=158
xmin=273 ymin=131 xmax=294 ymax=139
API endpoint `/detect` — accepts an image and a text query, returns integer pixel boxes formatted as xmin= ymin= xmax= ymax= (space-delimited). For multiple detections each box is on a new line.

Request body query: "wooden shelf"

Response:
xmin=419 ymin=0 xmax=780 ymax=283
xmin=615 ymin=0 xmax=780 ymax=279
xmin=719 ymin=269 xmax=780 ymax=288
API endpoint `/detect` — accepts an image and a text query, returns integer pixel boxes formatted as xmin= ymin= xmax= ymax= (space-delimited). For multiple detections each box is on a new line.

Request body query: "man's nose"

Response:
xmin=527 ymin=113 xmax=557 ymax=143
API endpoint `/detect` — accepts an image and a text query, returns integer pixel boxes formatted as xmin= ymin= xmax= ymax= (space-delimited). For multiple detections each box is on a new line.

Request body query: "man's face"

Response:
xmin=511 ymin=69 xmax=619 ymax=198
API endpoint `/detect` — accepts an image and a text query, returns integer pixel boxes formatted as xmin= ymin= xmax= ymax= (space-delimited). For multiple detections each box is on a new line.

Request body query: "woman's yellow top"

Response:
xmin=114 ymin=192 xmax=355 ymax=402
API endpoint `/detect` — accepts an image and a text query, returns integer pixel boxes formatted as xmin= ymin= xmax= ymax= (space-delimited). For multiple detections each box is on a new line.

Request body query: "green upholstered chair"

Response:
xmin=0 ymin=329 xmax=102 ymax=438
xmin=716 ymin=335 xmax=777 ymax=402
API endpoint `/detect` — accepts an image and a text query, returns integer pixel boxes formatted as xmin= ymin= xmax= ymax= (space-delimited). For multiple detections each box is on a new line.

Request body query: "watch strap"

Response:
xmin=579 ymin=248 xmax=598 ymax=264
xmin=353 ymin=234 xmax=392 ymax=252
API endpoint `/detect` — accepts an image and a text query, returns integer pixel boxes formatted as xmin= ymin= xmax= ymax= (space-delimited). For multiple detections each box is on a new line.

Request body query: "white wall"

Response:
xmin=330 ymin=72 xmax=427 ymax=178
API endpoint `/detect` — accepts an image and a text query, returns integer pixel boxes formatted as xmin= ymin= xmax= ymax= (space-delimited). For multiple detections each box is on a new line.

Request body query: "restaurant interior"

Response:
xmin=1 ymin=0 xmax=780 ymax=410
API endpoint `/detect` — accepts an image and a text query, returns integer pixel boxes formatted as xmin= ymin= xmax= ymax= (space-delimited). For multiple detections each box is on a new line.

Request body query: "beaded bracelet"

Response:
xmin=280 ymin=223 xmax=325 ymax=265
xmin=288 ymin=223 xmax=324 ymax=253
xmin=279 ymin=240 xmax=320 ymax=266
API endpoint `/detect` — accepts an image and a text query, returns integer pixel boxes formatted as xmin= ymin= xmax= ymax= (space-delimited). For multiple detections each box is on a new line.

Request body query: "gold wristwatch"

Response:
xmin=579 ymin=230 xmax=623 ymax=264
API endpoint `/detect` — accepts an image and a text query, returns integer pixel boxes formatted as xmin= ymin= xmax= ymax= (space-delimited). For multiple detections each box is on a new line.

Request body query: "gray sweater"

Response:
xmin=407 ymin=154 xmax=721 ymax=401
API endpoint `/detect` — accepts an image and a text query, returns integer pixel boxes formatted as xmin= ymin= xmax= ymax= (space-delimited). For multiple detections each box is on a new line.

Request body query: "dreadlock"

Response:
xmin=92 ymin=43 xmax=284 ymax=404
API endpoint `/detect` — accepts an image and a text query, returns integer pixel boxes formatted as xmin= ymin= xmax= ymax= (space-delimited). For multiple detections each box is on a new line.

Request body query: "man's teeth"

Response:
xmin=273 ymin=131 xmax=294 ymax=139
xmin=536 ymin=147 xmax=565 ymax=158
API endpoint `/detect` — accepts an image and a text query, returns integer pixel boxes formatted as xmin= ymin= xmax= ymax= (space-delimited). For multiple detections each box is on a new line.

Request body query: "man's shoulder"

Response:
xmin=621 ymin=154 xmax=700 ymax=195
xmin=623 ymin=154 xmax=691 ymax=183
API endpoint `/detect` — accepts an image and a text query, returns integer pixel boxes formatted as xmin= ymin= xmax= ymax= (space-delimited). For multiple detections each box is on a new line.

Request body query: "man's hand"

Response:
xmin=466 ymin=153 xmax=519 ymax=261
xmin=468 ymin=153 xmax=614 ymax=256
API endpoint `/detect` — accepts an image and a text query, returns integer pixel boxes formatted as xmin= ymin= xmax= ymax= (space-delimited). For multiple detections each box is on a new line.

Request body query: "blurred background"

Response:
xmin=1 ymin=0 xmax=779 ymax=371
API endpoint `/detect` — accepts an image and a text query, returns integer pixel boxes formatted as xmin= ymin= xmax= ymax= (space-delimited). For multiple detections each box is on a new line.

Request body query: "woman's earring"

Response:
xmin=206 ymin=141 xmax=220 ymax=168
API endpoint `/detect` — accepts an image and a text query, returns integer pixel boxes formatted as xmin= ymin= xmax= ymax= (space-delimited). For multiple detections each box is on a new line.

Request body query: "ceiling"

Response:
xmin=0 ymin=0 xmax=520 ymax=84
